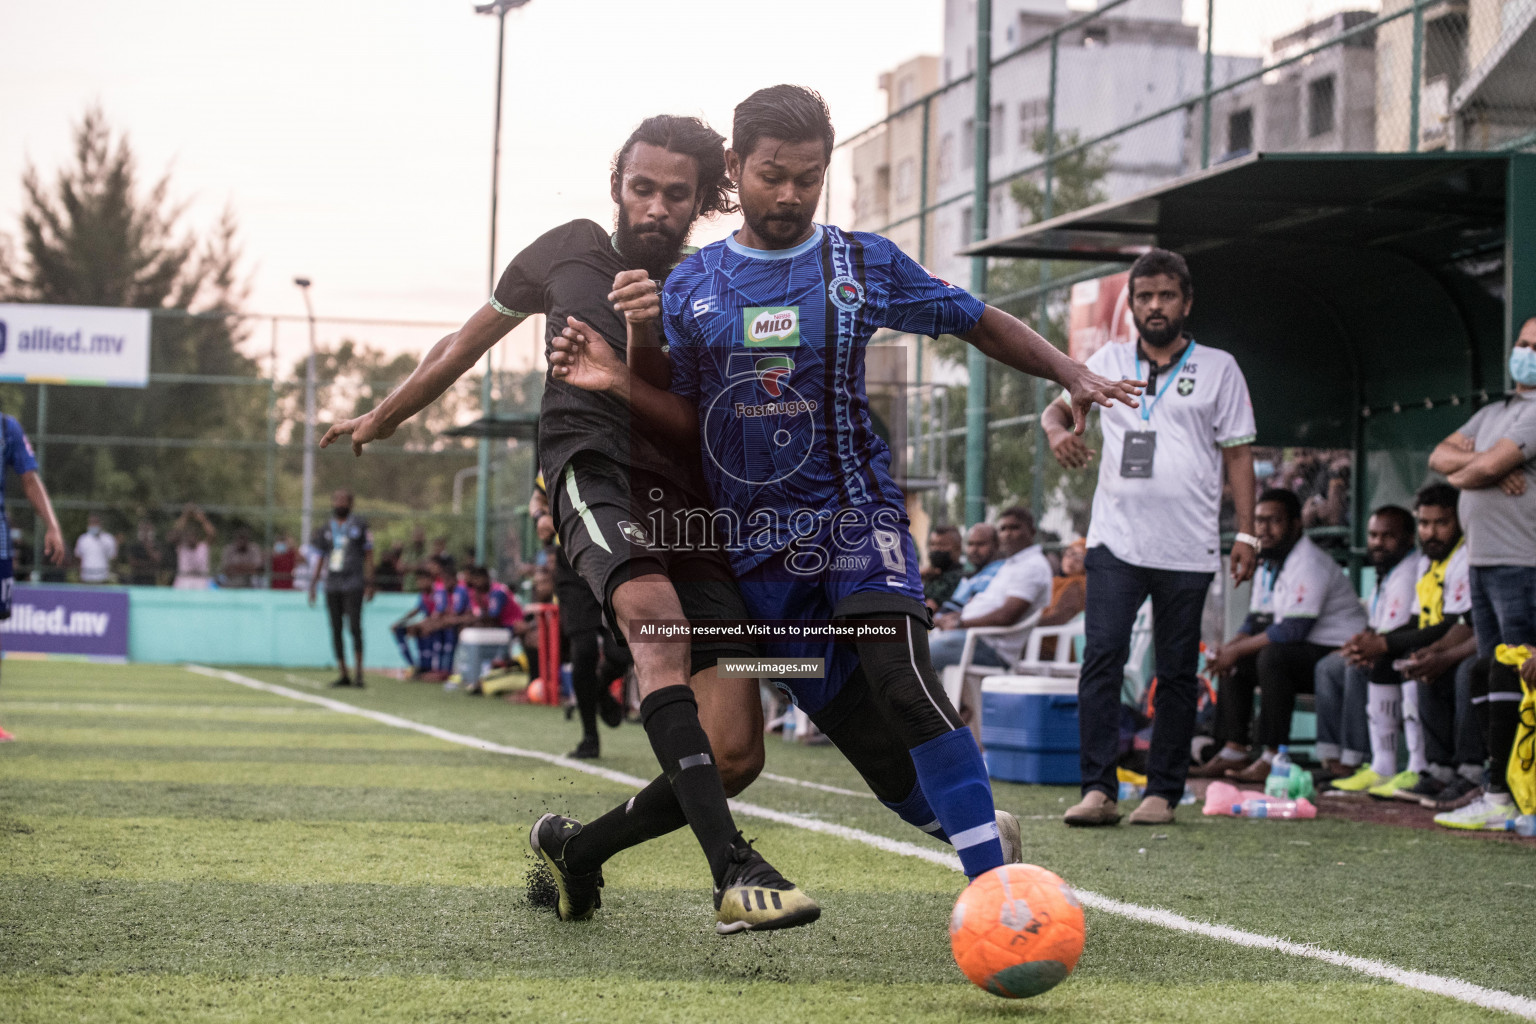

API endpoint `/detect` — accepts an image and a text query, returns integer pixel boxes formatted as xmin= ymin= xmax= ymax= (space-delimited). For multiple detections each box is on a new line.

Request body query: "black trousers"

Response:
xmin=326 ymin=589 xmax=364 ymax=665
xmin=1078 ymin=546 xmax=1214 ymax=802
xmin=1218 ymin=642 xmax=1330 ymax=750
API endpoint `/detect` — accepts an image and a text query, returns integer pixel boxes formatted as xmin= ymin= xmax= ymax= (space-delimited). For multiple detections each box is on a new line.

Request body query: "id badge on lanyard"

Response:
xmin=1121 ymin=341 xmax=1195 ymax=480
xmin=329 ymin=527 xmax=347 ymax=573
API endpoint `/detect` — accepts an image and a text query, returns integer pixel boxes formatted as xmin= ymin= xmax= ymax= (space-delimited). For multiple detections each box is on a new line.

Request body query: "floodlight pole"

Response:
xmin=295 ymin=277 xmax=318 ymax=552
xmin=474 ymin=0 xmax=531 ymax=567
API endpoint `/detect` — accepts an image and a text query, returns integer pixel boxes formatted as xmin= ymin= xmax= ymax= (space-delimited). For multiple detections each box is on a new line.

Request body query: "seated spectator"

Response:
xmin=1399 ymin=637 xmax=1485 ymax=811
xmin=1312 ymin=505 xmax=1415 ymax=779
xmin=392 ymin=576 xmax=438 ymax=678
xmin=930 ymin=507 xmax=1054 ymax=741
xmin=219 ymin=527 xmax=264 ymax=588
xmin=1037 ymin=538 xmax=1088 ymax=660
xmin=1328 ymin=484 xmax=1471 ymax=800
xmin=124 ymin=518 xmax=164 ymax=586
xmin=937 ymin=523 xmax=1004 ymax=616
xmin=922 ymin=524 xmax=965 ymax=612
xmin=270 ymin=533 xmax=298 ymax=590
xmin=171 ymin=504 xmax=215 ymax=590
xmin=1195 ymin=488 xmax=1367 ymax=782
xmin=409 ymin=562 xmax=471 ymax=680
xmin=74 ymin=513 xmax=117 ymax=583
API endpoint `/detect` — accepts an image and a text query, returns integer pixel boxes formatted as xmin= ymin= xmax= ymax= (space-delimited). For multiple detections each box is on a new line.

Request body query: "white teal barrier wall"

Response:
xmin=124 ymin=586 xmax=416 ymax=669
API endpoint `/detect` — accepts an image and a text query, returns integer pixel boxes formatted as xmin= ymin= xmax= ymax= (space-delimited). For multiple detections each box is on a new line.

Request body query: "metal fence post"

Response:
xmin=1201 ymin=0 xmax=1215 ymax=169
xmin=1409 ymin=0 xmax=1424 ymax=153
xmin=264 ymin=316 xmax=278 ymax=584
xmin=964 ymin=0 xmax=993 ymax=527
xmin=31 ymin=384 xmax=47 ymax=580
xmin=1032 ymin=28 xmax=1062 ymax=519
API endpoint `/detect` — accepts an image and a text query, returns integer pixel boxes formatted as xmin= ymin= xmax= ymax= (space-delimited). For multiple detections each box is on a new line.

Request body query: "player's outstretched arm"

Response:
xmin=21 ymin=471 xmax=65 ymax=566
xmin=961 ymin=305 xmax=1143 ymax=434
xmin=550 ymin=317 xmax=699 ymax=447
xmin=321 ymin=304 xmax=519 ymax=457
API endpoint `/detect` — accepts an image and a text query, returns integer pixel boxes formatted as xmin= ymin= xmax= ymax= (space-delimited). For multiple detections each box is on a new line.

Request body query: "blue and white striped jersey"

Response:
xmin=663 ymin=225 xmax=984 ymax=571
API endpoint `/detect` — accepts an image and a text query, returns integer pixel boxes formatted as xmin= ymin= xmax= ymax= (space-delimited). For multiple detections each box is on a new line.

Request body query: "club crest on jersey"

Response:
xmin=754 ymin=355 xmax=794 ymax=398
xmin=1177 ymin=376 xmax=1195 ymax=396
xmin=744 ymin=306 xmax=799 ymax=348
xmin=828 ymin=274 xmax=865 ymax=312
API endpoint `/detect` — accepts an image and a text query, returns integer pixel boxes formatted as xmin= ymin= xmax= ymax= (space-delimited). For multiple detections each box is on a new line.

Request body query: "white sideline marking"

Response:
xmin=185 ymin=665 xmax=1536 ymax=1021
xmin=759 ymin=771 xmax=875 ymax=800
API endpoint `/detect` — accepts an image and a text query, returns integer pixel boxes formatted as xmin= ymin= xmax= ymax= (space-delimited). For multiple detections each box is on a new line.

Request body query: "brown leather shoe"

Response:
xmin=1128 ymin=794 xmax=1175 ymax=825
xmin=1063 ymin=789 xmax=1121 ymax=827
xmin=1226 ymin=758 xmax=1274 ymax=784
xmin=1188 ymin=755 xmax=1250 ymax=779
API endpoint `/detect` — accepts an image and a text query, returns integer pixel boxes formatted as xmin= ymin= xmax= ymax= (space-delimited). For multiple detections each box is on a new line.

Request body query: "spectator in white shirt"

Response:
xmin=73 ymin=514 xmax=118 ymax=583
xmin=1200 ymin=489 xmax=1368 ymax=782
xmin=930 ymin=507 xmax=1054 ymax=742
xmin=1311 ymin=505 xmax=1417 ymax=780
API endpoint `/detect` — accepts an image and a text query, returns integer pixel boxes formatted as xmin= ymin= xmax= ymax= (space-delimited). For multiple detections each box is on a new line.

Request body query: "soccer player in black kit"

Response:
xmin=323 ymin=115 xmax=819 ymax=933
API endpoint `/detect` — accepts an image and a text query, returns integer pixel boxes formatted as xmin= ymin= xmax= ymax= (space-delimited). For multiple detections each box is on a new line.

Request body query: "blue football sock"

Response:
xmin=909 ymin=727 xmax=1002 ymax=878
xmin=882 ymin=781 xmax=951 ymax=844
xmin=392 ymin=626 xmax=415 ymax=668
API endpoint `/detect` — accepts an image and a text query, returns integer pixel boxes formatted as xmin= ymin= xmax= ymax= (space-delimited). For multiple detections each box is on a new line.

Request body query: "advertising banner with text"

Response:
xmin=1 ymin=586 xmax=130 ymax=659
xmin=0 ymin=303 xmax=152 ymax=387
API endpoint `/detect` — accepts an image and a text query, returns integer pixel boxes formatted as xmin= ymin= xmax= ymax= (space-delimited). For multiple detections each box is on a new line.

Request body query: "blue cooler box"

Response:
xmin=980 ymin=675 xmax=1081 ymax=784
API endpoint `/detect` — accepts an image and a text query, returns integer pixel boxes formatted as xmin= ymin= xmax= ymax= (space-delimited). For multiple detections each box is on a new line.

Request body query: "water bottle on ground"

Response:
xmin=1234 ymin=797 xmax=1316 ymax=819
xmin=1265 ymin=746 xmax=1293 ymax=799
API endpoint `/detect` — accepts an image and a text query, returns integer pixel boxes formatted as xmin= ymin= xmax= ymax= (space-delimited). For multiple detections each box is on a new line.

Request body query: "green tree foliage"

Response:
xmin=277 ymin=338 xmax=544 ymax=552
xmin=0 ymin=108 xmax=262 ymax=540
xmin=923 ymin=129 xmax=1112 ymax=532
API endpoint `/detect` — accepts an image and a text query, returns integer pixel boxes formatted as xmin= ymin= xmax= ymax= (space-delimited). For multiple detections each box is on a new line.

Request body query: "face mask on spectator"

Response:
xmin=88 ymin=526 xmax=101 ymax=536
xmin=928 ymin=550 xmax=955 ymax=572
xmin=274 ymin=542 xmax=288 ymax=554
xmin=1511 ymin=346 xmax=1536 ymax=386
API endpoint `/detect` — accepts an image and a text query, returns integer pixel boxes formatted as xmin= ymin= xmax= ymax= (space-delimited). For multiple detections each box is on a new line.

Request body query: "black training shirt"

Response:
xmin=492 ymin=219 xmax=705 ymax=495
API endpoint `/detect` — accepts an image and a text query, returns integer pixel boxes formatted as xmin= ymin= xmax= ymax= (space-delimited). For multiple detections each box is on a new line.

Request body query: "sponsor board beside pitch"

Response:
xmin=1 ymin=586 xmax=129 ymax=659
xmin=0 ymin=303 xmax=152 ymax=387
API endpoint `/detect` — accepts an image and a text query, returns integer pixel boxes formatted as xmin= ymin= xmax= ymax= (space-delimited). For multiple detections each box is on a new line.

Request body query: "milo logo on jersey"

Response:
xmin=744 ymin=306 xmax=799 ymax=348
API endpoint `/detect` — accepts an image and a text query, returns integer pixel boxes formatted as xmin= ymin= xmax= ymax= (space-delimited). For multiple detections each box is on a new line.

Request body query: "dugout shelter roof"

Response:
xmin=963 ymin=152 xmax=1536 ymax=457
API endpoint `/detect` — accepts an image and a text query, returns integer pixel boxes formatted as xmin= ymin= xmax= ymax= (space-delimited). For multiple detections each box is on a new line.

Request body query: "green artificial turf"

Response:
xmin=0 ymin=661 xmax=1527 ymax=1023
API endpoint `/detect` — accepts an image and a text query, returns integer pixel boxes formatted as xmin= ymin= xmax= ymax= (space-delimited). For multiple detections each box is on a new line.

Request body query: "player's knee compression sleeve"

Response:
xmin=639 ymin=684 xmax=737 ymax=884
xmin=852 ymin=614 xmax=963 ymax=747
xmin=909 ymin=727 xmax=1001 ymax=878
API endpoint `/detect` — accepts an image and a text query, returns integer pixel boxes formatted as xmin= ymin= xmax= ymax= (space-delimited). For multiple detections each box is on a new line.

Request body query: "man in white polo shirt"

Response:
xmin=929 ymin=507 xmax=1054 ymax=743
xmin=74 ymin=513 xmax=118 ymax=584
xmin=1042 ymin=248 xmax=1257 ymax=827
xmin=1200 ymin=489 xmax=1368 ymax=782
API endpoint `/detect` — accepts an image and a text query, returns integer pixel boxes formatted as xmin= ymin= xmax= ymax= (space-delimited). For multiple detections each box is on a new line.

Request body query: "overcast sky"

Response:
xmin=1 ymin=0 xmax=1373 ymax=373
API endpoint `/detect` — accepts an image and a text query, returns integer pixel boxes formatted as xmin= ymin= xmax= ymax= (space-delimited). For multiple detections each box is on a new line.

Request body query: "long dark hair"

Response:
xmin=613 ymin=115 xmax=737 ymax=216
xmin=732 ymin=84 xmax=835 ymax=162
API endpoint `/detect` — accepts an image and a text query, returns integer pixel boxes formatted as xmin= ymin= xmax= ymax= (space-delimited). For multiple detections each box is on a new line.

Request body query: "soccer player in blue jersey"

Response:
xmin=0 ymin=412 xmax=67 ymax=741
xmin=552 ymin=85 xmax=1142 ymax=880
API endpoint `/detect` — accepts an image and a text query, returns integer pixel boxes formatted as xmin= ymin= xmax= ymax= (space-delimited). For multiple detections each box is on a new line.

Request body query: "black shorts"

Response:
xmin=551 ymin=451 xmax=754 ymax=674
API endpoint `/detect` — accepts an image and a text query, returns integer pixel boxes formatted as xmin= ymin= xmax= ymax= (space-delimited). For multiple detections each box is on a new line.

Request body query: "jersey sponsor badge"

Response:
xmin=828 ymin=274 xmax=865 ymax=312
xmin=755 ymin=355 xmax=794 ymax=397
xmin=744 ymin=306 xmax=800 ymax=348
xmin=1176 ymin=376 xmax=1195 ymax=396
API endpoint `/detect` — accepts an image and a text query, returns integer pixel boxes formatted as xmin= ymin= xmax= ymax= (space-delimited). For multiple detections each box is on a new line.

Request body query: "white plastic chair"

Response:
xmin=941 ymin=608 xmax=1044 ymax=710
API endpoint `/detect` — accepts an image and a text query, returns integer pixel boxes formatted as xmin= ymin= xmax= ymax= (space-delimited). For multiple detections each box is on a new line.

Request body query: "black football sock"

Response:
xmin=563 ymin=775 xmax=687 ymax=875
xmin=638 ymin=684 xmax=739 ymax=886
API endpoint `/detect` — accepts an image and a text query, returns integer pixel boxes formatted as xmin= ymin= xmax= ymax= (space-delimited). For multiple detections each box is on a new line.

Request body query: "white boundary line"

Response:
xmin=185 ymin=665 xmax=1536 ymax=1021
xmin=759 ymin=771 xmax=876 ymax=799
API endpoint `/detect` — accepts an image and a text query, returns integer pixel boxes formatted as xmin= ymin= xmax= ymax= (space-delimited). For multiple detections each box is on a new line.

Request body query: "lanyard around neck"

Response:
xmin=1136 ymin=341 xmax=1195 ymax=422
